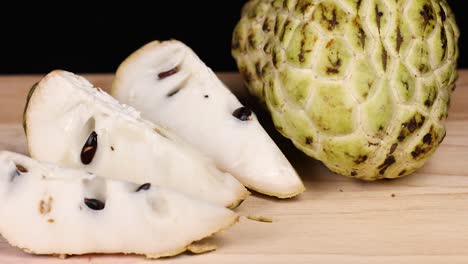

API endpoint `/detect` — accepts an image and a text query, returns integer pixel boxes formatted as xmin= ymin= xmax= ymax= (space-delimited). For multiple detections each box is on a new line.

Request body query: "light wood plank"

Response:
xmin=0 ymin=71 xmax=467 ymax=263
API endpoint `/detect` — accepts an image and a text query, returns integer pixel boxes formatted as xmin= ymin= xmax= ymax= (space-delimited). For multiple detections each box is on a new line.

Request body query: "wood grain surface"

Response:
xmin=0 ymin=72 xmax=467 ymax=264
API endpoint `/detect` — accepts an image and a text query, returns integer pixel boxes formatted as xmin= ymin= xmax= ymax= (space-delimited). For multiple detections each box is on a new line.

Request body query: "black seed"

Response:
xmin=391 ymin=194 xmax=396 ymax=197
xmin=233 ymin=107 xmax=253 ymax=121
xmin=110 ymin=146 xmax=114 ymax=151
xmin=399 ymin=170 xmax=407 ymax=176
xmin=136 ymin=183 xmax=151 ymax=192
xmin=423 ymin=133 xmax=433 ymax=144
xmin=81 ymin=131 xmax=98 ymax=165
xmin=390 ymin=143 xmax=398 ymax=154
xmin=351 ymin=171 xmax=357 ymax=176
xmin=16 ymin=164 xmax=27 ymax=173
xmin=84 ymin=198 xmax=105 ymax=210
xmin=204 ymin=95 xmax=209 ymax=98
xmin=158 ymin=67 xmax=179 ymax=79
xmin=305 ymin=137 xmax=313 ymax=145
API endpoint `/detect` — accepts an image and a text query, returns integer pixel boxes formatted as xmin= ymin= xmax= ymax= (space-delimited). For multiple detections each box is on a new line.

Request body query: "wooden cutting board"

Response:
xmin=0 ymin=72 xmax=467 ymax=264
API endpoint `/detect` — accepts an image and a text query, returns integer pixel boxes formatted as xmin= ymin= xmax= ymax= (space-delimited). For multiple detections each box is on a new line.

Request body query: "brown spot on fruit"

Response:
xmin=411 ymin=147 xmax=423 ymax=158
xmin=396 ymin=26 xmax=403 ymax=52
xmin=158 ymin=67 xmax=179 ymax=79
xmin=326 ymin=39 xmax=335 ymax=49
xmin=390 ymin=143 xmax=398 ymax=154
xmin=439 ymin=4 xmax=446 ymax=21
xmin=378 ymin=155 xmax=396 ymax=175
xmin=420 ymin=4 xmax=435 ymax=30
xmin=305 ymin=137 xmax=313 ymax=145
xmin=322 ymin=7 xmax=338 ymax=30
xmin=351 ymin=171 xmax=357 ymax=177
xmin=81 ymin=131 xmax=98 ymax=165
xmin=440 ymin=28 xmax=448 ymax=60
xmin=358 ymin=26 xmax=366 ymax=49
xmin=39 ymin=197 xmax=53 ymax=215
xmin=255 ymin=62 xmax=262 ymax=78
xmin=354 ymin=155 xmax=368 ymax=164
xmin=375 ymin=6 xmax=384 ymax=32
xmin=326 ymin=57 xmax=342 ymax=75
xmin=398 ymin=113 xmax=426 ymax=142
xmin=423 ymin=133 xmax=433 ymax=144
xmin=399 ymin=170 xmax=407 ymax=176
xmin=248 ymin=31 xmax=256 ymax=49
xmin=382 ymin=47 xmax=388 ymax=71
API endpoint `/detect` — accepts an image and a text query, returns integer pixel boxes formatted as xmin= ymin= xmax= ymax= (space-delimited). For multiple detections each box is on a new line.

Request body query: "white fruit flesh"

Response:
xmin=0 ymin=151 xmax=238 ymax=258
xmin=25 ymin=70 xmax=248 ymax=208
xmin=112 ymin=40 xmax=305 ymax=198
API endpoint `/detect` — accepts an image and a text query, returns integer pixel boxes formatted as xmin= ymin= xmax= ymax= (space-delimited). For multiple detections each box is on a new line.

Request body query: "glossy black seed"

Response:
xmin=84 ymin=198 xmax=105 ymax=210
xmin=81 ymin=131 xmax=98 ymax=165
xmin=158 ymin=67 xmax=179 ymax=79
xmin=136 ymin=183 xmax=151 ymax=192
xmin=232 ymin=107 xmax=253 ymax=121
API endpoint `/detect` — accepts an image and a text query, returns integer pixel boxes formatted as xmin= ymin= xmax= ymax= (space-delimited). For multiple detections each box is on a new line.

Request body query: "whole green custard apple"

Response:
xmin=232 ymin=0 xmax=459 ymax=180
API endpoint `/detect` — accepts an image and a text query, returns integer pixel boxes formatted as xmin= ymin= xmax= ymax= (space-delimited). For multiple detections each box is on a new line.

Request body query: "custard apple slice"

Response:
xmin=232 ymin=0 xmax=459 ymax=180
xmin=0 ymin=151 xmax=238 ymax=258
xmin=24 ymin=70 xmax=249 ymax=208
xmin=112 ymin=40 xmax=304 ymax=198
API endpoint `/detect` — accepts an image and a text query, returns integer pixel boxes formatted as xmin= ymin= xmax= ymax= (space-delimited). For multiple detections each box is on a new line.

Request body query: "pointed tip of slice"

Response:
xmin=147 ymin=206 xmax=240 ymax=259
xmin=247 ymin=182 xmax=306 ymax=199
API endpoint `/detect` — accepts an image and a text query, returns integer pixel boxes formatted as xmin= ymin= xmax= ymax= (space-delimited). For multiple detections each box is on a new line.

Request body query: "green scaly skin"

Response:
xmin=232 ymin=0 xmax=459 ymax=180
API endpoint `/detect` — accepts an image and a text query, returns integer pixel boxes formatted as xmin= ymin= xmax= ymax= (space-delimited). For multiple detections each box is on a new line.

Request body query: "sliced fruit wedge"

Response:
xmin=24 ymin=70 xmax=248 ymax=208
xmin=0 ymin=151 xmax=238 ymax=258
xmin=112 ymin=40 xmax=305 ymax=198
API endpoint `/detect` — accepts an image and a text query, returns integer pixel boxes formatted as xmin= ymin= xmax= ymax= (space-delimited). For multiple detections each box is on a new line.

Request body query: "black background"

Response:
xmin=0 ymin=1 xmax=465 ymax=74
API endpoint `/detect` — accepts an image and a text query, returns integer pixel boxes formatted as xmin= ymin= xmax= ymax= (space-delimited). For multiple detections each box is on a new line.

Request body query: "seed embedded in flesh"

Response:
xmin=232 ymin=107 xmax=253 ymax=121
xmin=84 ymin=198 xmax=105 ymax=210
xmin=81 ymin=131 xmax=98 ymax=165
xmin=136 ymin=183 xmax=151 ymax=192
xmin=16 ymin=164 xmax=27 ymax=173
xmin=158 ymin=67 xmax=179 ymax=79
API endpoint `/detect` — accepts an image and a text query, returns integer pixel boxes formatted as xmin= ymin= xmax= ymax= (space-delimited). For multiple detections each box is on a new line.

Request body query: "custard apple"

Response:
xmin=232 ymin=0 xmax=459 ymax=180
xmin=0 ymin=151 xmax=238 ymax=258
xmin=112 ymin=40 xmax=304 ymax=198
xmin=24 ymin=70 xmax=249 ymax=208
